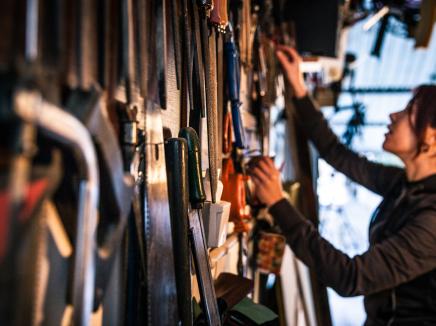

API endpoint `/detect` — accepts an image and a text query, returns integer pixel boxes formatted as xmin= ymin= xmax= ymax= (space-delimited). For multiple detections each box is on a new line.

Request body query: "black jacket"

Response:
xmin=268 ymin=96 xmax=436 ymax=325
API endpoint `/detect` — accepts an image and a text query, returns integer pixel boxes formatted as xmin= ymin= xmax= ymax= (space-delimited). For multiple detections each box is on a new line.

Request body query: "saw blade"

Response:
xmin=144 ymin=100 xmax=178 ymax=325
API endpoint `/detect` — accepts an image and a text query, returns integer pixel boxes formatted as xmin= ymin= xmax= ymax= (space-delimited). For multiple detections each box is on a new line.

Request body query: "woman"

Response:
xmin=249 ymin=45 xmax=436 ymax=325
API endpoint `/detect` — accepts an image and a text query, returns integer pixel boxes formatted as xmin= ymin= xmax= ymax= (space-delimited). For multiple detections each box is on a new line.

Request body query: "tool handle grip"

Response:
xmin=220 ymin=0 xmax=228 ymax=26
xmin=210 ymin=0 xmax=221 ymax=25
xmin=225 ymin=38 xmax=245 ymax=149
xmin=210 ymin=0 xmax=228 ymax=27
xmin=231 ymin=101 xmax=245 ymax=149
xmin=223 ymin=112 xmax=232 ymax=154
xmin=224 ymin=41 xmax=240 ymax=101
xmin=197 ymin=0 xmax=212 ymax=10
xmin=178 ymin=127 xmax=206 ymax=208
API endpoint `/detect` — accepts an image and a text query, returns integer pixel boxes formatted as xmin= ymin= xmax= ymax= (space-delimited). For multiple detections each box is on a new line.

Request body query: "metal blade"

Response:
xmin=144 ymin=100 xmax=178 ymax=325
xmin=188 ymin=210 xmax=221 ymax=326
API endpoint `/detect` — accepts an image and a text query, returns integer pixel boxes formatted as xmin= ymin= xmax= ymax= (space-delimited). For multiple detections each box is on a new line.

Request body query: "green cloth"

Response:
xmin=231 ymin=298 xmax=278 ymax=324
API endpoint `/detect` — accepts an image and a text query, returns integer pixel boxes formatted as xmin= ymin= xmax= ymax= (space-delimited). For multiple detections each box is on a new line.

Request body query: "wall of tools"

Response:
xmin=0 ymin=0 xmax=348 ymax=325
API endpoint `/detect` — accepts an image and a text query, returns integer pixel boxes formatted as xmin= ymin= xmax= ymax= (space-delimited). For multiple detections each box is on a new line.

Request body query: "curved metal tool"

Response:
xmin=14 ymin=90 xmax=99 ymax=326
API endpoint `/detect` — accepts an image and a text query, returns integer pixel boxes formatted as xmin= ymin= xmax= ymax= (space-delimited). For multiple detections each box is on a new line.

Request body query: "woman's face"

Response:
xmin=382 ymin=102 xmax=418 ymax=160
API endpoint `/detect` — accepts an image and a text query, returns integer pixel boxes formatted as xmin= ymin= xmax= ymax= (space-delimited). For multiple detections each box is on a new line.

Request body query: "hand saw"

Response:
xmin=122 ymin=0 xmax=178 ymax=325
xmin=179 ymin=127 xmax=221 ymax=326
xmin=143 ymin=100 xmax=179 ymax=325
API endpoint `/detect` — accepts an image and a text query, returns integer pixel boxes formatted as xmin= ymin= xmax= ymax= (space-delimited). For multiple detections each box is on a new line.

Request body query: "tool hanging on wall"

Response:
xmin=14 ymin=90 xmax=101 ymax=326
xmin=224 ymin=23 xmax=246 ymax=150
xmin=179 ymin=127 xmax=221 ymax=326
xmin=210 ymin=0 xmax=228 ymax=170
xmin=143 ymin=101 xmax=179 ymax=324
xmin=64 ymin=4 xmax=137 ymax=317
xmin=221 ymin=112 xmax=251 ymax=233
xmin=179 ymin=0 xmax=194 ymax=126
xmin=165 ymin=137 xmax=192 ymax=326
xmin=251 ymin=28 xmax=270 ymax=155
xmin=129 ymin=0 xmax=179 ymax=323
xmin=192 ymin=0 xmax=219 ymax=204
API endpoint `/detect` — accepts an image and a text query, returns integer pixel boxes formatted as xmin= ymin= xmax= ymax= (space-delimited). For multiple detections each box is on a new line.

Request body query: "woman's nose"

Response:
xmin=390 ymin=111 xmax=400 ymax=122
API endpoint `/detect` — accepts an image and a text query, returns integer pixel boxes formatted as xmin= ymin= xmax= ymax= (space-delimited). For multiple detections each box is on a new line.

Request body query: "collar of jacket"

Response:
xmin=406 ymin=173 xmax=436 ymax=193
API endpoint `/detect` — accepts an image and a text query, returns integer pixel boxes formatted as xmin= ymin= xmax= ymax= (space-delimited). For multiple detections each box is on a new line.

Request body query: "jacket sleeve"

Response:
xmin=269 ymin=198 xmax=436 ymax=297
xmin=293 ymin=95 xmax=403 ymax=196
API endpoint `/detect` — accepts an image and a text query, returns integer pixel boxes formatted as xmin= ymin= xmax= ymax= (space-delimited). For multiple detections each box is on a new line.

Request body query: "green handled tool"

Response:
xmin=179 ymin=127 xmax=221 ymax=326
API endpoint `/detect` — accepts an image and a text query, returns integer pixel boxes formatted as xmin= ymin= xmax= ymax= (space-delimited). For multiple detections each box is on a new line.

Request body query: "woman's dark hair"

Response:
xmin=409 ymin=85 xmax=436 ymax=154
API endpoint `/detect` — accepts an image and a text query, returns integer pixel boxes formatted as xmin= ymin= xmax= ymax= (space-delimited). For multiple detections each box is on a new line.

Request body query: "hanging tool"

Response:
xmin=221 ymin=113 xmax=250 ymax=233
xmin=192 ymin=2 xmax=207 ymax=118
xmin=64 ymin=91 xmax=135 ymax=311
xmin=210 ymin=0 xmax=228 ymax=31
xmin=142 ymin=101 xmax=179 ymax=325
xmin=119 ymin=0 xmax=146 ymax=283
xmin=165 ymin=138 xmax=192 ymax=326
xmin=15 ymin=90 xmax=100 ymax=326
xmin=211 ymin=0 xmax=228 ymax=173
xmin=179 ymin=127 xmax=221 ymax=326
xmin=224 ymin=23 xmax=246 ymax=149
xmin=170 ymin=0 xmax=182 ymax=90
xmin=118 ymin=0 xmax=179 ymax=323
xmin=180 ymin=0 xmax=195 ymax=118
xmin=193 ymin=0 xmax=219 ymax=204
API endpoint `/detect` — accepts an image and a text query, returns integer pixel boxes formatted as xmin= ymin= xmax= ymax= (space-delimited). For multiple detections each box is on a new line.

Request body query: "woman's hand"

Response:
xmin=248 ymin=157 xmax=284 ymax=207
xmin=275 ymin=45 xmax=307 ymax=98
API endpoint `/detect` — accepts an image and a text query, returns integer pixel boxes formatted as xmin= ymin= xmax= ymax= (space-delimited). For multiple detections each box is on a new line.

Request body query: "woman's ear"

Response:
xmin=424 ymin=127 xmax=436 ymax=155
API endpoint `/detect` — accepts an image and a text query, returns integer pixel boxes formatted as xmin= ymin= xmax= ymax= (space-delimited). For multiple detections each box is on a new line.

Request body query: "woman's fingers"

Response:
xmin=250 ymin=173 xmax=262 ymax=186
xmin=276 ymin=50 xmax=291 ymax=68
xmin=256 ymin=160 xmax=270 ymax=174
xmin=258 ymin=158 xmax=279 ymax=177
xmin=264 ymin=157 xmax=276 ymax=169
xmin=250 ymin=166 xmax=269 ymax=184
xmin=276 ymin=45 xmax=301 ymax=63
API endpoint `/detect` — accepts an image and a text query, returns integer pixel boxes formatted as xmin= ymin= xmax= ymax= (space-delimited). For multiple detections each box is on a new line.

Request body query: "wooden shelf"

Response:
xmin=209 ymin=233 xmax=239 ymax=267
